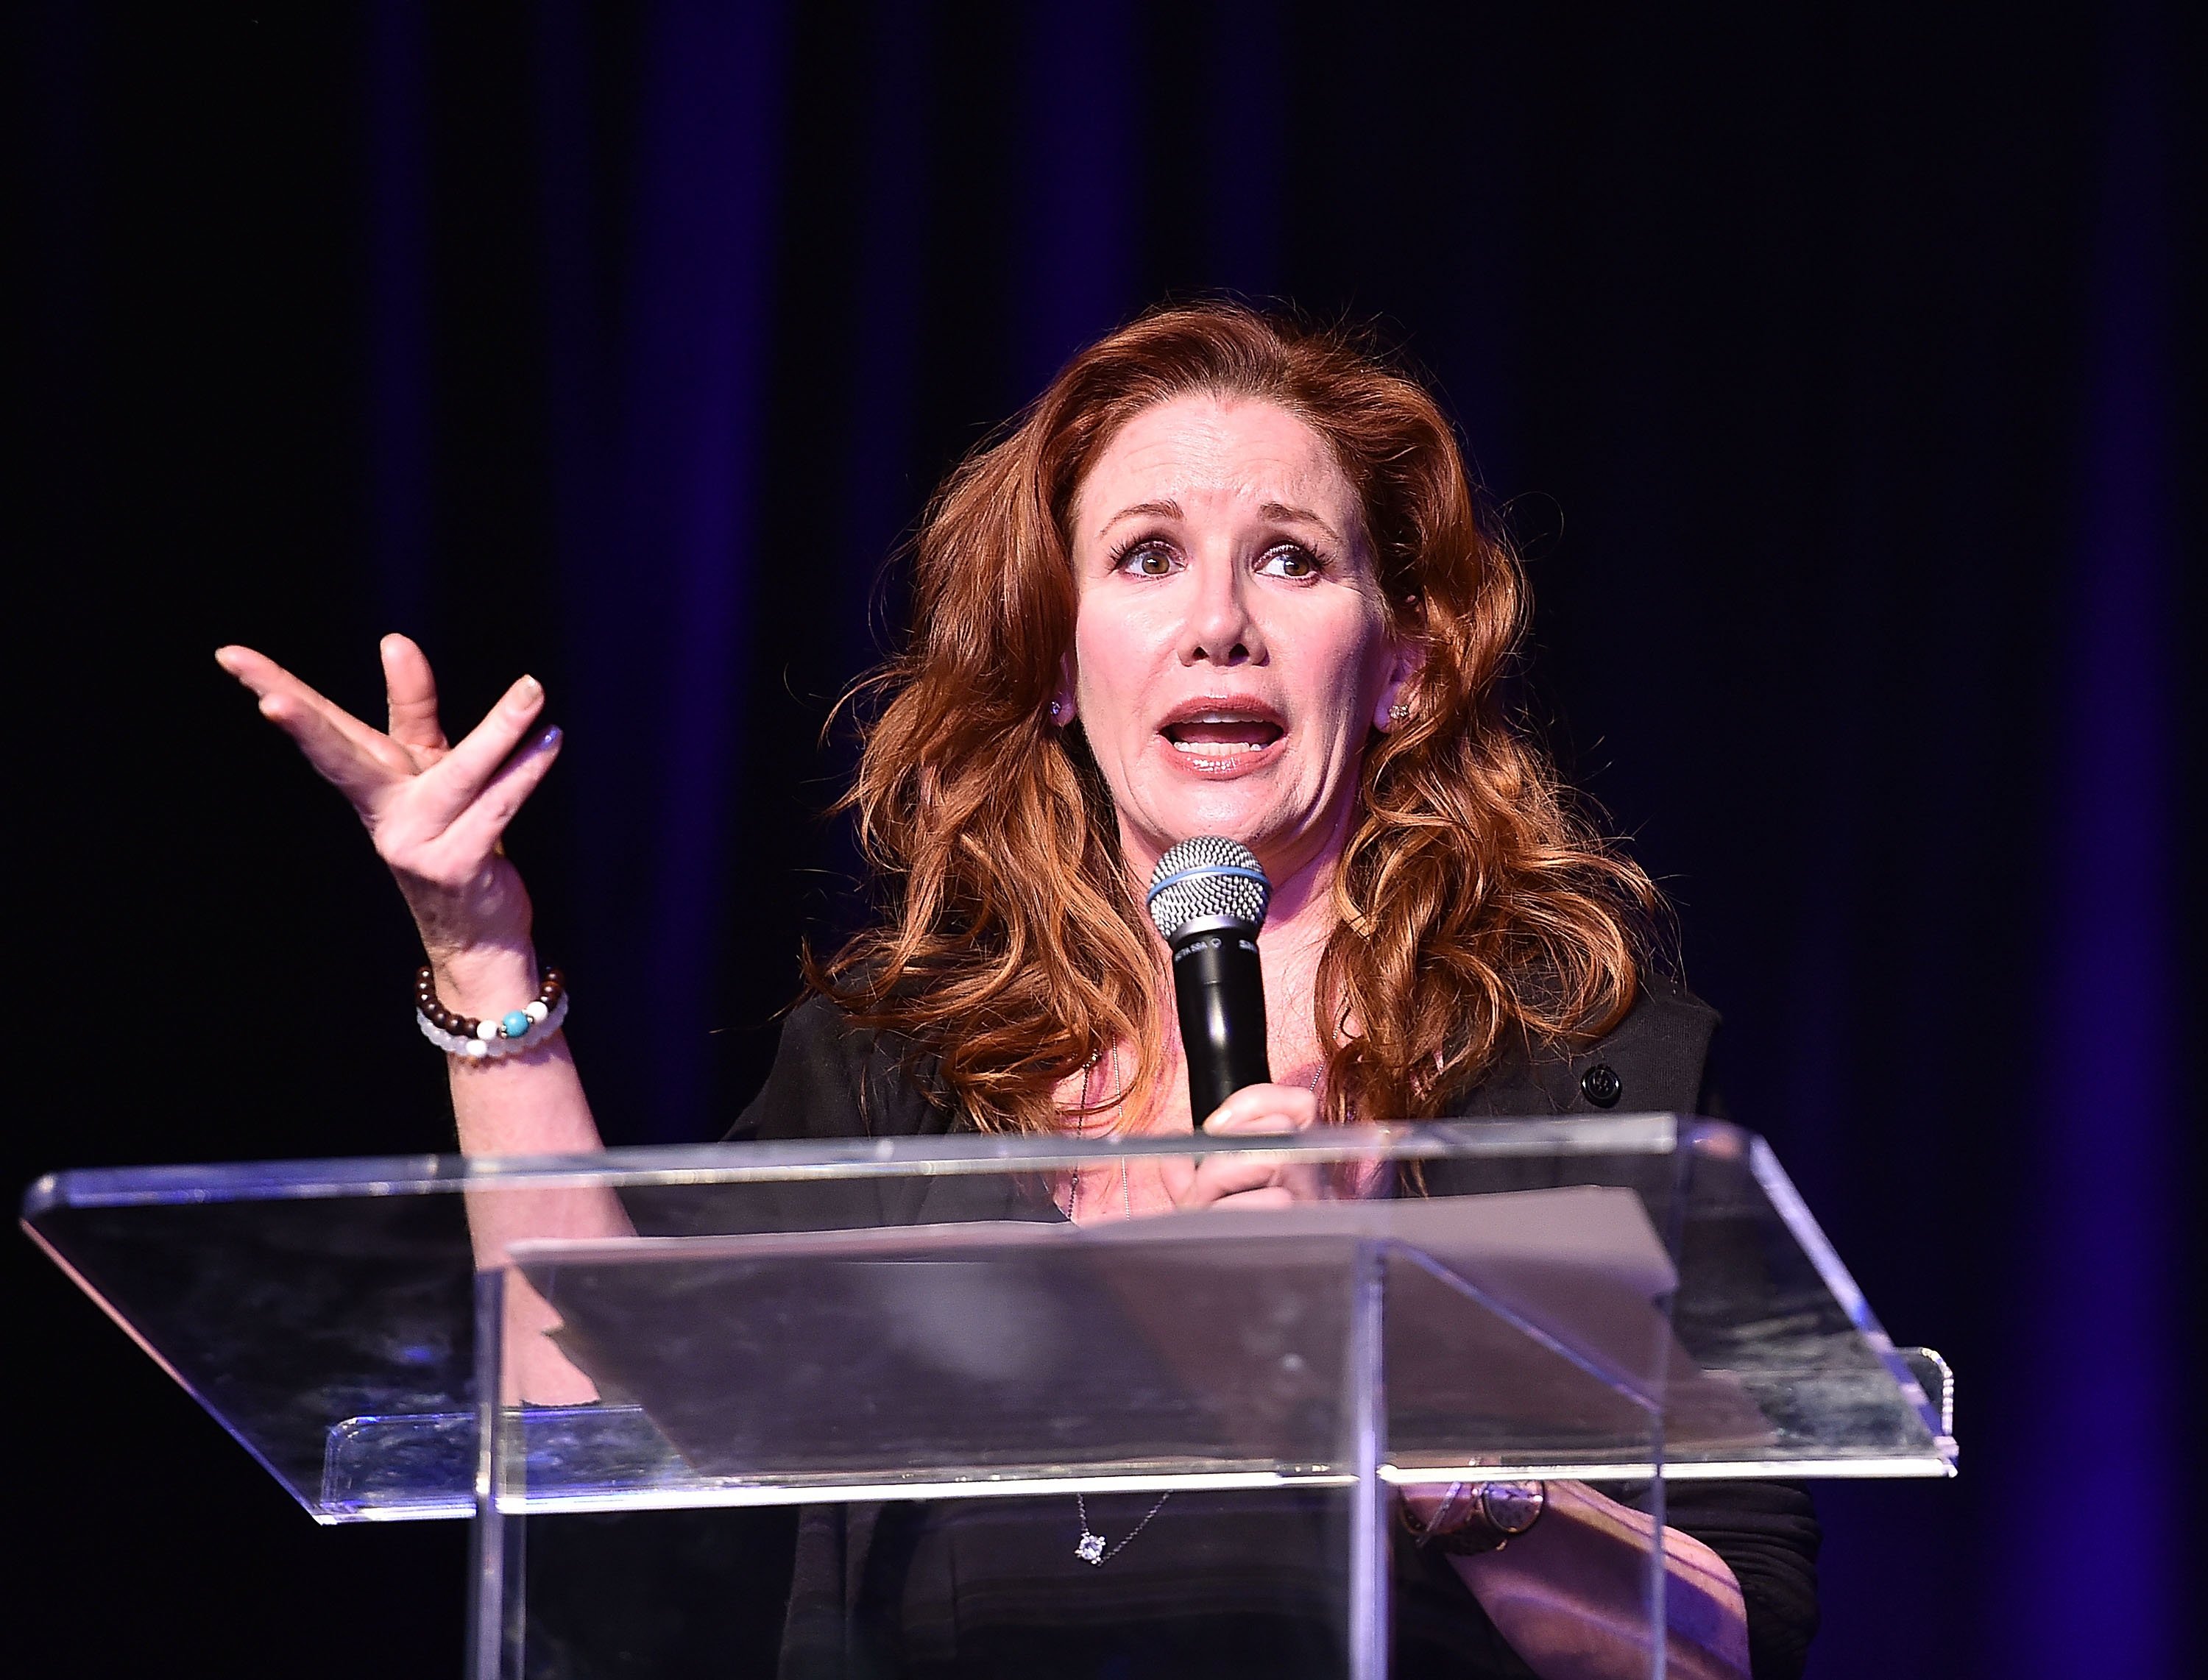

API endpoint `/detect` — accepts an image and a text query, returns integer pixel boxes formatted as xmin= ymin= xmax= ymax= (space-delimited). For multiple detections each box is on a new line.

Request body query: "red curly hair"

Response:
xmin=810 ymin=302 xmax=1657 ymax=1132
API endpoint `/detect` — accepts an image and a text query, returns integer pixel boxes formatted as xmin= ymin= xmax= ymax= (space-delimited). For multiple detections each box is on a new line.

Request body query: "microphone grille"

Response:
xmin=1146 ymin=836 xmax=1272 ymax=942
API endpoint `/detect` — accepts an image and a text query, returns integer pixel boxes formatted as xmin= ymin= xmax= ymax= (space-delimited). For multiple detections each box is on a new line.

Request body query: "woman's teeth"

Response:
xmin=1164 ymin=717 xmax=1283 ymax=755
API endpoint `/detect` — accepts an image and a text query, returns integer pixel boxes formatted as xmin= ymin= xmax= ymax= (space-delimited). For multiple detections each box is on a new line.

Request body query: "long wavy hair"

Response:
xmin=809 ymin=302 xmax=1658 ymax=1132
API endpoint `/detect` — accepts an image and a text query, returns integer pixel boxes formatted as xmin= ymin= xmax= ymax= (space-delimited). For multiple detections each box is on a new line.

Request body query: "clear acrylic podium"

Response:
xmin=23 ymin=1116 xmax=1955 ymax=1678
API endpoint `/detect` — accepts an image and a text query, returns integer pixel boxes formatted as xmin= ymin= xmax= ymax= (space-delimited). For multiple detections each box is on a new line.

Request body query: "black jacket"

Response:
xmin=668 ymin=984 xmax=1819 ymax=1680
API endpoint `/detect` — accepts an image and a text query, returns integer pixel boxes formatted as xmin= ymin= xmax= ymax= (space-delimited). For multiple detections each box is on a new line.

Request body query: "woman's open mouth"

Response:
xmin=1160 ymin=711 xmax=1285 ymax=770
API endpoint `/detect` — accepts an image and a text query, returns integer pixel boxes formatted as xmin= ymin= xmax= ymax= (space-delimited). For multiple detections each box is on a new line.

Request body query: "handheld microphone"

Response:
xmin=1146 ymin=837 xmax=1273 ymax=1128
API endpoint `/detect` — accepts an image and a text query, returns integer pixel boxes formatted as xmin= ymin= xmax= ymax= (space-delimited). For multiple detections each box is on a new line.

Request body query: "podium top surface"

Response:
xmin=22 ymin=1117 xmax=1955 ymax=1523
xmin=26 ymin=1113 xmax=1694 ymax=1208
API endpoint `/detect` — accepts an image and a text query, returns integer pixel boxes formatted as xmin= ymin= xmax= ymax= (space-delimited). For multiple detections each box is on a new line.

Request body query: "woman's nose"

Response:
xmin=1181 ymin=556 xmax=1265 ymax=667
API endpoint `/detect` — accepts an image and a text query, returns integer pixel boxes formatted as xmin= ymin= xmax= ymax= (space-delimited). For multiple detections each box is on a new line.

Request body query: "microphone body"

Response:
xmin=1146 ymin=837 xmax=1274 ymax=1129
xmin=1170 ymin=927 xmax=1271 ymax=1123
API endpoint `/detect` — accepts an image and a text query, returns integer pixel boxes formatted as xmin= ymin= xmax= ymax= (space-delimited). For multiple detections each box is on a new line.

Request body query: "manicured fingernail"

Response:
xmin=515 ymin=675 xmax=542 ymax=701
xmin=538 ymin=726 xmax=562 ymax=750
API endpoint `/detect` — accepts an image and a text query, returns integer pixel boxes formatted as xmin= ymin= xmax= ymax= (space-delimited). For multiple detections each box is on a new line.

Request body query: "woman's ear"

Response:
xmin=1052 ymin=653 xmax=1078 ymax=726
xmin=1374 ymin=638 xmax=1426 ymax=731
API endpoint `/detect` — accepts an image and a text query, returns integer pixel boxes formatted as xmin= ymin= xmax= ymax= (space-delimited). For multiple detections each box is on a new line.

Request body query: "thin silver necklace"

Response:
xmin=1065 ymin=1047 xmax=1168 ymax=1567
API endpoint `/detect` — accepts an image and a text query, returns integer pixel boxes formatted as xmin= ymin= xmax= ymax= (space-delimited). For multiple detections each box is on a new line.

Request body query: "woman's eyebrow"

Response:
xmin=1096 ymin=496 xmax=1340 ymax=542
xmin=1099 ymin=497 xmax=1183 ymax=536
xmin=1259 ymin=500 xmax=1340 ymax=540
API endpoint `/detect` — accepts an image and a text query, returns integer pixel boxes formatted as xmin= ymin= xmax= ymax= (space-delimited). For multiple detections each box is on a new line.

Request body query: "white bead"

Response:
xmin=525 ymin=999 xmax=550 ymax=1023
xmin=476 ymin=1019 xmax=500 ymax=1043
xmin=463 ymin=1038 xmax=489 ymax=1058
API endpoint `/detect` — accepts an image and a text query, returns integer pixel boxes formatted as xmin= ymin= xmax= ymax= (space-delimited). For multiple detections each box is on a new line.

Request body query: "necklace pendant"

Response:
xmin=1075 ymin=1529 xmax=1107 ymax=1565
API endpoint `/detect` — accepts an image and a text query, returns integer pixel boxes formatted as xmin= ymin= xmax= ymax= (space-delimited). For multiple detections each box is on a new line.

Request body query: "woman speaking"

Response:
xmin=218 ymin=303 xmax=1817 ymax=1679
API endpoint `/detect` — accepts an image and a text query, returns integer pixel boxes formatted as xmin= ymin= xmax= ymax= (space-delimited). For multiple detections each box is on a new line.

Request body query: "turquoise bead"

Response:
xmin=500 ymin=1010 xmax=533 ymax=1040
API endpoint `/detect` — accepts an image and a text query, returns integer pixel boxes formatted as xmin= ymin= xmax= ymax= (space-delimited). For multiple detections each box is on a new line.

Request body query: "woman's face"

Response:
xmin=1066 ymin=393 xmax=1417 ymax=894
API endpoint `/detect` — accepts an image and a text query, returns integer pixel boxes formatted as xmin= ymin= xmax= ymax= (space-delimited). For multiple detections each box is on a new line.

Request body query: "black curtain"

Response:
xmin=8 ymin=3 xmax=2201 ymax=1674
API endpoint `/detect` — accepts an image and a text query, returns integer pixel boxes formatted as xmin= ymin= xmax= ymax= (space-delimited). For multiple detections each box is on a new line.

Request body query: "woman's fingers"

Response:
xmin=436 ymin=725 xmax=564 ymax=858
xmin=415 ymin=674 xmax=548 ymax=826
xmin=1183 ymin=1154 xmax=1295 ymax=1201
xmin=1203 ymin=1082 xmax=1319 ymax=1134
xmin=224 ymin=645 xmax=560 ymax=859
xmin=216 ymin=645 xmax=414 ymax=804
xmin=1206 ymin=1185 xmax=1298 ymax=1211
xmin=1175 ymin=1087 xmax=1323 ymax=1210
xmin=217 ymin=642 xmax=562 ymax=964
xmin=381 ymin=634 xmax=449 ymax=762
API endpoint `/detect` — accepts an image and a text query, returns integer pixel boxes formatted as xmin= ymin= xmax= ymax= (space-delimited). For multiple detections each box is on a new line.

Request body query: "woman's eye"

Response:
xmin=1258 ymin=544 xmax=1322 ymax=580
xmin=1117 ymin=542 xmax=1178 ymax=577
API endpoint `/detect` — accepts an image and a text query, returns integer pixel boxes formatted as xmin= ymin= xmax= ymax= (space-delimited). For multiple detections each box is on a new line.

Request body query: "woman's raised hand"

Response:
xmin=221 ymin=636 xmax=619 ymax=1388
xmin=215 ymin=635 xmax=563 ymax=974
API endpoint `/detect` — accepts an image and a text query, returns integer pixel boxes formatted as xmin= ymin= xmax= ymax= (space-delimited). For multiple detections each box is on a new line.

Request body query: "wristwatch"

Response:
xmin=1400 ymin=1480 xmax=1546 ymax=1556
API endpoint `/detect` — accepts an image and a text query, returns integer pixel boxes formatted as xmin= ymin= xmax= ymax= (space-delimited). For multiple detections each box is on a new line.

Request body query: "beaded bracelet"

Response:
xmin=414 ymin=965 xmax=568 ymax=1060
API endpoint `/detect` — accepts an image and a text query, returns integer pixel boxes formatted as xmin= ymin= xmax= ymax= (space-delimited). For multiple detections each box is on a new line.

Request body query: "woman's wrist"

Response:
xmin=428 ymin=943 xmax=542 ymax=1021
xmin=1401 ymin=1481 xmax=1547 ymax=1556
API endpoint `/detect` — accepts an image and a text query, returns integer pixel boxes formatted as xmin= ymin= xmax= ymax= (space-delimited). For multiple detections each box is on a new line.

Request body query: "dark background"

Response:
xmin=7 ymin=2 xmax=2201 ymax=1674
